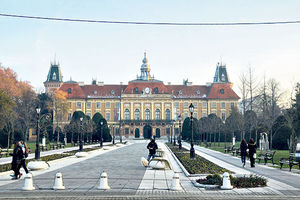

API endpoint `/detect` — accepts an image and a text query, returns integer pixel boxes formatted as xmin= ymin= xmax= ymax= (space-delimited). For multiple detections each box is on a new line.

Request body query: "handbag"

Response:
xmin=253 ymin=153 xmax=256 ymax=159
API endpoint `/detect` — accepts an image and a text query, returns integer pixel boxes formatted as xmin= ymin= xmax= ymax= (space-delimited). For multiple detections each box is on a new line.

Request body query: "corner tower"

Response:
xmin=44 ymin=61 xmax=63 ymax=94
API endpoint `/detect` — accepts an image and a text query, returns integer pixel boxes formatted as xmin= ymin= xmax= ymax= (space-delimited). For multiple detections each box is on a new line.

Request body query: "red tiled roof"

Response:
xmin=124 ymin=81 xmax=169 ymax=94
xmin=207 ymin=83 xmax=240 ymax=99
xmin=165 ymin=85 xmax=209 ymax=98
xmin=59 ymin=83 xmax=85 ymax=99
xmin=81 ymin=84 xmax=127 ymax=98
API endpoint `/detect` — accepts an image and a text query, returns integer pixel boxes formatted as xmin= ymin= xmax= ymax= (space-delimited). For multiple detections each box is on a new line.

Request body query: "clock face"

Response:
xmin=145 ymin=87 xmax=150 ymax=94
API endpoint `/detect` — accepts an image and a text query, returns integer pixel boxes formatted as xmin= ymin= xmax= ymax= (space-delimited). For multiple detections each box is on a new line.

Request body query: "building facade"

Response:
xmin=44 ymin=53 xmax=239 ymax=139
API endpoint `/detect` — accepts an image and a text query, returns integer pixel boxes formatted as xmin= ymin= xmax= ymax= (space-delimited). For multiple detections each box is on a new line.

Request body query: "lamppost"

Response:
xmin=79 ymin=117 xmax=83 ymax=151
xmin=28 ymin=107 xmax=51 ymax=170
xmin=189 ymin=103 xmax=195 ymax=159
xmin=173 ymin=121 xmax=176 ymax=146
xmin=119 ymin=124 xmax=122 ymax=143
xmin=100 ymin=120 xmax=104 ymax=147
xmin=178 ymin=114 xmax=182 ymax=149
xmin=169 ymin=124 xmax=172 ymax=143
xmin=112 ymin=124 xmax=115 ymax=145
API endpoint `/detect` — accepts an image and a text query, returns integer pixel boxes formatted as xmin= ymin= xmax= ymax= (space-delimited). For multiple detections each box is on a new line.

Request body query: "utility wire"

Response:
xmin=1 ymin=13 xmax=300 ymax=26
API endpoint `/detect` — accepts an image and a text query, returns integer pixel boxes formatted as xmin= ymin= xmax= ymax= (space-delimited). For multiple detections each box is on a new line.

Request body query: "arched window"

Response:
xmin=52 ymin=72 xmax=56 ymax=80
xmin=134 ymin=109 xmax=140 ymax=120
xmin=155 ymin=109 xmax=161 ymax=120
xmin=124 ymin=109 xmax=130 ymax=120
xmin=165 ymin=109 xmax=171 ymax=121
xmin=145 ymin=109 xmax=151 ymax=120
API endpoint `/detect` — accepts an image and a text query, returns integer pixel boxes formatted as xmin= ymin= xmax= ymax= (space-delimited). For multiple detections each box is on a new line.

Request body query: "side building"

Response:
xmin=44 ymin=54 xmax=239 ymax=139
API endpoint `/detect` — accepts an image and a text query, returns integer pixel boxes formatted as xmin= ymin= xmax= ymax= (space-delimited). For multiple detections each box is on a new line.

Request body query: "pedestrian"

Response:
xmin=248 ymin=138 xmax=257 ymax=168
xmin=9 ymin=141 xmax=23 ymax=179
xmin=240 ymin=139 xmax=248 ymax=167
xmin=147 ymin=139 xmax=158 ymax=162
xmin=20 ymin=141 xmax=29 ymax=174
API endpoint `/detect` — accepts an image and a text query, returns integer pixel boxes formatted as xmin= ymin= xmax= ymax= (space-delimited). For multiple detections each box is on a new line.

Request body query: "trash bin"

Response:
xmin=296 ymin=143 xmax=300 ymax=162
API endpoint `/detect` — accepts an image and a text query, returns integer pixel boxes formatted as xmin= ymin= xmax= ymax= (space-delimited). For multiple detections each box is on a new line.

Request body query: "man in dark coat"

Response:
xmin=147 ymin=139 xmax=158 ymax=161
xmin=248 ymin=138 xmax=257 ymax=168
xmin=240 ymin=139 xmax=248 ymax=167
xmin=10 ymin=141 xmax=23 ymax=179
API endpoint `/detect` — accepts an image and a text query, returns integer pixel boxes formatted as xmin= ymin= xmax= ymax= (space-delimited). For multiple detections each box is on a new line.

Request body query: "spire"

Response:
xmin=213 ymin=62 xmax=230 ymax=83
xmin=138 ymin=52 xmax=151 ymax=81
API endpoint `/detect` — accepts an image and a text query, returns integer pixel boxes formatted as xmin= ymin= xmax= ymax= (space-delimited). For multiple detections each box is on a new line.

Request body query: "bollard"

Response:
xmin=97 ymin=172 xmax=110 ymax=190
xmin=220 ymin=172 xmax=233 ymax=190
xmin=53 ymin=172 xmax=65 ymax=190
xmin=296 ymin=143 xmax=300 ymax=162
xmin=22 ymin=173 xmax=35 ymax=191
xmin=170 ymin=173 xmax=182 ymax=191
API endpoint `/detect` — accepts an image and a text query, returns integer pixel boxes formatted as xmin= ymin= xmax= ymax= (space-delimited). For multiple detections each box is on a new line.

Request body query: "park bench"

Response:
xmin=257 ymin=151 xmax=276 ymax=165
xmin=232 ymin=148 xmax=241 ymax=156
xmin=57 ymin=143 xmax=65 ymax=149
xmin=0 ymin=149 xmax=9 ymax=158
xmin=280 ymin=153 xmax=300 ymax=171
xmin=224 ymin=145 xmax=234 ymax=153
xmin=41 ymin=146 xmax=48 ymax=151
xmin=49 ymin=144 xmax=58 ymax=150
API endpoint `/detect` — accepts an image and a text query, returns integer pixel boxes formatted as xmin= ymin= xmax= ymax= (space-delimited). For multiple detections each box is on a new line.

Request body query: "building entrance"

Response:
xmin=143 ymin=125 xmax=152 ymax=139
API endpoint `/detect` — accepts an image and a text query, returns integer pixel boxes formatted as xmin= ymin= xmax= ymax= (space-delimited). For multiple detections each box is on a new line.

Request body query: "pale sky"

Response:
xmin=0 ymin=0 xmax=300 ymax=100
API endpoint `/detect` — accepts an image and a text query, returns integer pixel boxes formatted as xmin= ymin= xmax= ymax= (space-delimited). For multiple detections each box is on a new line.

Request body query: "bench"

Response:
xmin=224 ymin=145 xmax=234 ymax=153
xmin=232 ymin=148 xmax=241 ymax=156
xmin=280 ymin=154 xmax=300 ymax=171
xmin=257 ymin=151 xmax=276 ymax=165
xmin=41 ymin=146 xmax=48 ymax=151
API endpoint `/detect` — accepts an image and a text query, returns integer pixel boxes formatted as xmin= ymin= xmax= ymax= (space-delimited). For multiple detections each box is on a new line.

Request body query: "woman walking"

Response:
xmin=240 ymin=139 xmax=248 ymax=167
xmin=9 ymin=141 xmax=23 ymax=179
xmin=20 ymin=141 xmax=29 ymax=174
xmin=248 ymin=138 xmax=257 ymax=168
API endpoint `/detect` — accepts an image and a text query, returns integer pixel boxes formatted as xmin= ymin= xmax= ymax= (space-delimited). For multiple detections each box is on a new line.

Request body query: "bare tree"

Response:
xmin=246 ymin=67 xmax=259 ymax=111
xmin=238 ymin=72 xmax=249 ymax=115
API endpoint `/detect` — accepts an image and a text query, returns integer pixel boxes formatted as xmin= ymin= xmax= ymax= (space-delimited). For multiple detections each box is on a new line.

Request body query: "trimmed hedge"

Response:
xmin=167 ymin=143 xmax=231 ymax=174
xmin=197 ymin=174 xmax=267 ymax=188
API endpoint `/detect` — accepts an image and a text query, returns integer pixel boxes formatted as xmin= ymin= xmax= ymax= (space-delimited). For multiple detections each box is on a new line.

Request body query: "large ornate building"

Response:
xmin=44 ymin=53 xmax=239 ymax=139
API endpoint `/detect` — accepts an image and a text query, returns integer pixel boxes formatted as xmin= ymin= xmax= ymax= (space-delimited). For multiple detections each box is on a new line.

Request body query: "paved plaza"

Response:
xmin=0 ymin=140 xmax=300 ymax=199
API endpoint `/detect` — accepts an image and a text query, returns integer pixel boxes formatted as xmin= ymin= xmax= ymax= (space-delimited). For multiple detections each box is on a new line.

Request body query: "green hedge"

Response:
xmin=167 ymin=143 xmax=231 ymax=174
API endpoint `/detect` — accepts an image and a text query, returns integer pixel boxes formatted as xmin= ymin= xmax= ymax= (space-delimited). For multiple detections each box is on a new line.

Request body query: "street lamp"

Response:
xmin=100 ymin=121 xmax=104 ymax=147
xmin=119 ymin=124 xmax=122 ymax=143
xmin=189 ymin=103 xmax=195 ymax=159
xmin=169 ymin=124 xmax=172 ymax=143
xmin=27 ymin=106 xmax=51 ymax=170
xmin=112 ymin=124 xmax=115 ymax=145
xmin=178 ymin=114 xmax=182 ymax=149
xmin=79 ymin=117 xmax=83 ymax=151
xmin=173 ymin=121 xmax=176 ymax=146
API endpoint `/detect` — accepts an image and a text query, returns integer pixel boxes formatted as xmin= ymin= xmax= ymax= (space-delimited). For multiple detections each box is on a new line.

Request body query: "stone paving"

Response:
xmin=1 ymin=140 xmax=300 ymax=199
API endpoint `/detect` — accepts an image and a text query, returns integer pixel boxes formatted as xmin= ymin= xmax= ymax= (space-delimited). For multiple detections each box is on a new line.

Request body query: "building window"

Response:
xmin=194 ymin=112 xmax=198 ymax=119
xmin=212 ymin=102 xmax=216 ymax=108
xmin=134 ymin=87 xmax=139 ymax=93
xmin=196 ymin=90 xmax=200 ymax=95
xmin=94 ymin=90 xmax=97 ymax=95
xmin=165 ymin=109 xmax=171 ymax=121
xmin=96 ymin=102 xmax=101 ymax=109
xmin=231 ymin=102 xmax=235 ymax=109
xmin=67 ymin=88 xmax=72 ymax=94
xmin=134 ymin=109 xmax=140 ymax=120
xmin=125 ymin=128 xmax=129 ymax=134
xmin=178 ymin=90 xmax=182 ymax=95
xmin=202 ymin=113 xmax=208 ymax=118
xmin=154 ymin=87 xmax=159 ymax=93
xmin=105 ymin=102 xmax=110 ymax=108
xmin=111 ymin=90 xmax=115 ymax=95
xmin=145 ymin=109 xmax=150 ymax=120
xmin=52 ymin=72 xmax=56 ymax=80
xmin=193 ymin=102 xmax=198 ymax=108
xmin=87 ymin=102 xmax=91 ymax=109
xmin=220 ymin=89 xmax=225 ymax=94
xmin=105 ymin=113 xmax=110 ymax=121
xmin=184 ymin=112 xmax=188 ymax=119
xmin=212 ymin=110 xmax=217 ymax=114
xmin=68 ymin=113 xmax=72 ymax=121
xmin=221 ymin=102 xmax=225 ymax=109
xmin=155 ymin=109 xmax=161 ymax=120
xmin=184 ymin=102 xmax=188 ymax=108
xmin=125 ymin=109 xmax=130 ymax=120
xmin=76 ymin=102 xmax=81 ymax=109
xmin=221 ymin=111 xmax=226 ymax=121
xmin=174 ymin=102 xmax=179 ymax=108
xmin=202 ymin=102 xmax=207 ymax=108
xmin=86 ymin=112 xmax=91 ymax=118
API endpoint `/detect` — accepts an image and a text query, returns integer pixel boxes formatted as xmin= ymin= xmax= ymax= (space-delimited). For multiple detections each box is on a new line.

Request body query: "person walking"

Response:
xmin=248 ymin=138 xmax=257 ymax=168
xmin=9 ymin=141 xmax=23 ymax=179
xmin=20 ymin=141 xmax=29 ymax=174
xmin=147 ymin=139 xmax=158 ymax=162
xmin=240 ymin=139 xmax=248 ymax=167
